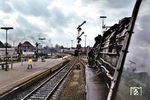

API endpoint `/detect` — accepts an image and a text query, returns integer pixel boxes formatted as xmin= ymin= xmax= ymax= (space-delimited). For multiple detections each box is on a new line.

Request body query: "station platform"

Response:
xmin=86 ymin=66 xmax=109 ymax=100
xmin=0 ymin=58 xmax=66 ymax=96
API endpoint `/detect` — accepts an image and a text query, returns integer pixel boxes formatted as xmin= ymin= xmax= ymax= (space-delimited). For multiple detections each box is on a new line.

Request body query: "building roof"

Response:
xmin=21 ymin=41 xmax=34 ymax=47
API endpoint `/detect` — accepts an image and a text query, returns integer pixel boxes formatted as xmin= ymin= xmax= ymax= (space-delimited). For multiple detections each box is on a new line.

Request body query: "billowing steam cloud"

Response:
xmin=124 ymin=0 xmax=150 ymax=76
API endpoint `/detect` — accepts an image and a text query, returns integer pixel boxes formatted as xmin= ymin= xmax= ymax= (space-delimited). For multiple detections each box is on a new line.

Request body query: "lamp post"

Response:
xmin=1 ymin=27 xmax=13 ymax=71
xmin=71 ymin=40 xmax=73 ymax=48
xmin=38 ymin=37 xmax=46 ymax=57
xmin=39 ymin=37 xmax=46 ymax=43
xmin=100 ymin=16 xmax=110 ymax=32
xmin=100 ymin=16 xmax=107 ymax=29
xmin=39 ymin=37 xmax=46 ymax=48
xmin=35 ymin=42 xmax=39 ymax=60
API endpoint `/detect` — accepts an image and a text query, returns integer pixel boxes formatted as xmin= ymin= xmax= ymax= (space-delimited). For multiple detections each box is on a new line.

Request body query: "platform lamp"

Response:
xmin=39 ymin=37 xmax=46 ymax=44
xmin=71 ymin=40 xmax=73 ymax=48
xmin=100 ymin=16 xmax=107 ymax=34
xmin=100 ymin=16 xmax=107 ymax=29
xmin=38 ymin=37 xmax=46 ymax=57
xmin=1 ymin=27 xmax=13 ymax=71
xmin=35 ymin=42 xmax=39 ymax=60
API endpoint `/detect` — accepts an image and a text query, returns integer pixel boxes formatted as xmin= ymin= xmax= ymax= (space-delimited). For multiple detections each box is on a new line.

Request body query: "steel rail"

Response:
xmin=45 ymin=59 xmax=77 ymax=100
xmin=21 ymin=57 xmax=77 ymax=100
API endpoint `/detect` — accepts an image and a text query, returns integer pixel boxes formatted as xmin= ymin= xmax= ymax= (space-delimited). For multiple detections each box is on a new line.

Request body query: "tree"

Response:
xmin=3 ymin=43 xmax=12 ymax=48
xmin=0 ymin=41 xmax=5 ymax=48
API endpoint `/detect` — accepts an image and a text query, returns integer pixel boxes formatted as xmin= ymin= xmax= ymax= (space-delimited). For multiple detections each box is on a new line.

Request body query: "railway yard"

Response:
xmin=0 ymin=55 xmax=108 ymax=100
xmin=1 ymin=1 xmax=149 ymax=100
xmin=0 ymin=56 xmax=92 ymax=100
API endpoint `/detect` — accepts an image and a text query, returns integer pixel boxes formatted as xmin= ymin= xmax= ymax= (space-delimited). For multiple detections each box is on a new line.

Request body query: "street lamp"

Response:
xmin=71 ymin=40 xmax=73 ymax=48
xmin=100 ymin=16 xmax=110 ymax=32
xmin=38 ymin=37 xmax=46 ymax=57
xmin=35 ymin=42 xmax=39 ymax=60
xmin=100 ymin=16 xmax=107 ymax=29
xmin=39 ymin=37 xmax=46 ymax=42
xmin=39 ymin=37 xmax=46 ymax=47
xmin=1 ymin=27 xmax=13 ymax=71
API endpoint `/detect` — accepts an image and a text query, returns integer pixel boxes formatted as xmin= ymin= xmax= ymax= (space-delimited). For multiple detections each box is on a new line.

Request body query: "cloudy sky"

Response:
xmin=0 ymin=0 xmax=137 ymax=47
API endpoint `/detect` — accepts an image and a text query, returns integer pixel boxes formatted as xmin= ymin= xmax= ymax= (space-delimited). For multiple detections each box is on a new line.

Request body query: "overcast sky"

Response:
xmin=0 ymin=0 xmax=136 ymax=47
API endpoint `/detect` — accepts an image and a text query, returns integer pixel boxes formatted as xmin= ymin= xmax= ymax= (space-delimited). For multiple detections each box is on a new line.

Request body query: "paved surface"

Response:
xmin=86 ymin=66 xmax=109 ymax=100
xmin=0 ymin=58 xmax=65 ymax=95
xmin=0 ymin=57 xmax=109 ymax=99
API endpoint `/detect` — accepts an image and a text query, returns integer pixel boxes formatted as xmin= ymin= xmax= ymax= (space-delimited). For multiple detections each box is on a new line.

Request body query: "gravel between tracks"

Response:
xmin=58 ymin=62 xmax=86 ymax=100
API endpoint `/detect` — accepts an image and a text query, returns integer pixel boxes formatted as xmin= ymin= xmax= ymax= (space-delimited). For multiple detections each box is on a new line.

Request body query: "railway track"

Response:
xmin=21 ymin=57 xmax=77 ymax=100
